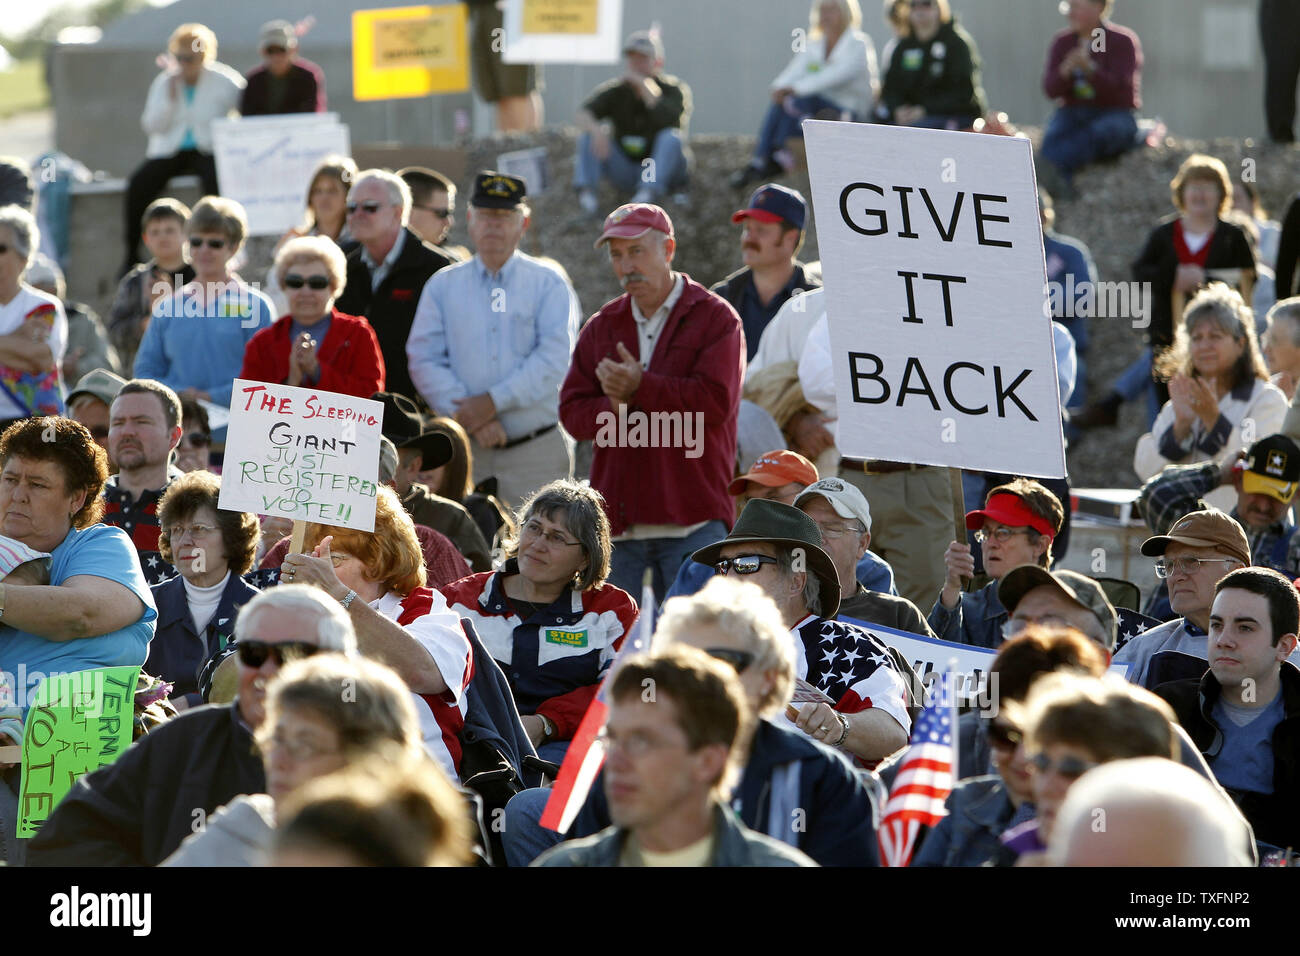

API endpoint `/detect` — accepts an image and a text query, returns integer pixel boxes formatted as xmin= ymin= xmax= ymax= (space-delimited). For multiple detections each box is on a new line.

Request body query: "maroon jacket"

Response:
xmin=1042 ymin=22 xmax=1142 ymax=111
xmin=560 ymin=275 xmax=744 ymax=537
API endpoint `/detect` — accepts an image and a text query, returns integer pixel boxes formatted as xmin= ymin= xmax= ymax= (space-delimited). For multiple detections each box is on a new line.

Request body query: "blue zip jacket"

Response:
xmin=911 ymin=776 xmax=1016 ymax=867
xmin=145 ymin=573 xmax=260 ymax=707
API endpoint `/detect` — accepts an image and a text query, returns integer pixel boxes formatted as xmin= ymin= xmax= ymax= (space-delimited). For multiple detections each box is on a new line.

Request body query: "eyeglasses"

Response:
xmin=595 ymin=728 xmax=680 ymax=758
xmin=521 ymin=519 xmax=582 ymax=549
xmin=986 ymin=721 xmax=1023 ymax=752
xmin=328 ymin=552 xmax=353 ymax=567
xmin=284 ymin=273 xmax=331 ymax=290
xmin=413 ymin=204 xmax=453 ymax=218
xmin=264 ymin=732 xmax=336 ymax=763
xmin=1001 ymin=614 xmax=1072 ymax=639
xmin=237 ymin=640 xmax=320 ymax=668
xmin=167 ymin=522 xmax=218 ymax=539
xmin=815 ymin=521 xmax=865 ymax=540
xmin=1028 ymin=752 xmax=1097 ymax=780
xmin=346 ymin=201 xmax=386 ymax=215
xmin=1153 ymin=557 xmax=1238 ymax=579
xmin=713 ymin=554 xmax=778 ymax=576
xmin=178 ymin=430 xmax=210 ymax=448
xmin=704 ymin=647 xmax=755 ymax=673
xmin=188 ymin=236 xmax=227 ymax=249
xmin=974 ymin=526 xmax=1031 ymax=545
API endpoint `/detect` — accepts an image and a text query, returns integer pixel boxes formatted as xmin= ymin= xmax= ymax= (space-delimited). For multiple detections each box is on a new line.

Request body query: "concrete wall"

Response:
xmin=53 ymin=0 xmax=1271 ymax=178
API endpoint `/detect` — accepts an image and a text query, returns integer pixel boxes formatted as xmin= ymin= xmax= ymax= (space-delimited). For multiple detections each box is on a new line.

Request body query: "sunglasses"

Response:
xmin=987 ymin=721 xmax=1023 ymax=752
xmin=705 ymin=647 xmax=755 ymax=673
xmin=1028 ymin=752 xmax=1097 ymax=780
xmin=237 ymin=640 xmax=320 ymax=668
xmin=0 ymin=243 xmax=9 ymax=255
xmin=414 ymin=203 xmax=453 ymax=218
xmin=284 ymin=273 xmax=331 ymax=290
xmin=713 ymin=554 xmax=778 ymax=576
xmin=346 ymin=201 xmax=386 ymax=215
xmin=179 ymin=430 xmax=211 ymax=448
xmin=263 ymin=45 xmax=288 ymax=55
xmin=188 ymin=236 xmax=227 ymax=249
xmin=174 ymin=53 xmax=200 ymax=63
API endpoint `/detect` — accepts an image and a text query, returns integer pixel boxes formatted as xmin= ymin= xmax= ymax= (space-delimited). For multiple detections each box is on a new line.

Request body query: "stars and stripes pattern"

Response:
xmin=878 ymin=669 xmax=957 ymax=867
xmin=794 ymin=616 xmax=913 ymax=735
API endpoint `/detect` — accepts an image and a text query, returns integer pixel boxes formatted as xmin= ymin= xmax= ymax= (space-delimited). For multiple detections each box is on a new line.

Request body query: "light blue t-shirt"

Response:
xmin=0 ymin=524 xmax=157 ymax=703
xmin=1211 ymin=690 xmax=1286 ymax=796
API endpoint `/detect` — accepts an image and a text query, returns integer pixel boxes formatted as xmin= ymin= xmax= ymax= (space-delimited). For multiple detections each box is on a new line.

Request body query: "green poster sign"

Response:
xmin=17 ymin=665 xmax=140 ymax=838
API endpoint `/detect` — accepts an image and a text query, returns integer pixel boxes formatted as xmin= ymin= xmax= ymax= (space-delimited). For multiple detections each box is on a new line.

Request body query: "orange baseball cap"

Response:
xmin=727 ymin=449 xmax=818 ymax=496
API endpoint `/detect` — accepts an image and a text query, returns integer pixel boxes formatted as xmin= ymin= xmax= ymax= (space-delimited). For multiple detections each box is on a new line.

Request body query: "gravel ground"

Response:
xmin=300 ymin=125 xmax=1298 ymax=491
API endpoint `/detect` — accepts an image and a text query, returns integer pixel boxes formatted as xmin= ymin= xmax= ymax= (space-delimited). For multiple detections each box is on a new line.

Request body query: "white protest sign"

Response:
xmin=212 ymin=114 xmax=351 ymax=236
xmin=803 ymin=121 xmax=1065 ymax=478
xmin=844 ymin=616 xmax=1131 ymax=709
xmin=218 ymin=381 xmax=383 ymax=532
xmin=501 ymin=0 xmax=622 ymax=64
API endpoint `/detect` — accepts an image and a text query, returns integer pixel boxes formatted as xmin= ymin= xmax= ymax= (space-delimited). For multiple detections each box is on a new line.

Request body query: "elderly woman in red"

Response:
xmin=239 ymin=235 xmax=384 ymax=397
xmin=440 ymin=479 xmax=638 ymax=763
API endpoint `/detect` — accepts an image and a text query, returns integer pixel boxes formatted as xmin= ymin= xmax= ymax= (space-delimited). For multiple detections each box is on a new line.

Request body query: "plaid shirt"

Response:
xmin=1138 ymin=461 xmax=1298 ymax=574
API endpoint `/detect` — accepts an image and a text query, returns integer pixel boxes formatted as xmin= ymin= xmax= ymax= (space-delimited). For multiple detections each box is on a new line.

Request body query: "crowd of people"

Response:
xmin=0 ymin=0 xmax=1297 ymax=869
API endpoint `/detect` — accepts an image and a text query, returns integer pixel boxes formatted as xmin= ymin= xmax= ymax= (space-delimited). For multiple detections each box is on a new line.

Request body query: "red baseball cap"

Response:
xmin=593 ymin=203 xmax=674 ymax=248
xmin=727 ymin=449 xmax=819 ymax=496
xmin=965 ymin=491 xmax=1057 ymax=538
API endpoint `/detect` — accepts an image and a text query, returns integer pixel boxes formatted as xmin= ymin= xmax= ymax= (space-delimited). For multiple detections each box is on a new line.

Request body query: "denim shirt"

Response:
xmin=927 ymin=579 xmax=1007 ymax=649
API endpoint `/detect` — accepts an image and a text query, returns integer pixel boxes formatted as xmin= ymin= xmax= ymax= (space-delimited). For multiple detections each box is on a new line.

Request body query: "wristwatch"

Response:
xmin=832 ymin=712 xmax=850 ymax=748
xmin=538 ymin=714 xmax=555 ymax=742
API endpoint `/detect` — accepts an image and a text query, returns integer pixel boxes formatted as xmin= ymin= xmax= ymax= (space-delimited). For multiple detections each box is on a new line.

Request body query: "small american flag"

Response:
xmin=877 ymin=666 xmax=957 ymax=867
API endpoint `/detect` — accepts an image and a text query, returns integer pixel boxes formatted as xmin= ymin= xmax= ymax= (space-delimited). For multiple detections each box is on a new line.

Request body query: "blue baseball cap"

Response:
xmin=732 ymin=183 xmax=807 ymax=231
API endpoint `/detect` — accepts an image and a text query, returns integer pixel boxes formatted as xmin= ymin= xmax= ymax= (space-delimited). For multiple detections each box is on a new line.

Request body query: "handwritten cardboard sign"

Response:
xmin=352 ymin=4 xmax=469 ymax=100
xmin=17 ymin=665 xmax=140 ymax=837
xmin=218 ymin=381 xmax=383 ymax=532
xmin=803 ymin=121 xmax=1066 ymax=478
xmin=211 ymin=114 xmax=351 ymax=236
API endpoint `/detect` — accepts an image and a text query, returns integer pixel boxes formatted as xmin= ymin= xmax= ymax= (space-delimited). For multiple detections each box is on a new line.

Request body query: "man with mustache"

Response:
xmin=103 ymin=378 xmax=185 ymax=584
xmin=711 ymin=185 xmax=820 ymax=362
xmin=559 ymin=203 xmax=744 ymax=601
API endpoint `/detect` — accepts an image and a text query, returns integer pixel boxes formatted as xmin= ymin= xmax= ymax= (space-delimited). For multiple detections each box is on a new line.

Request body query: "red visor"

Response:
xmin=965 ymin=492 xmax=1056 ymax=538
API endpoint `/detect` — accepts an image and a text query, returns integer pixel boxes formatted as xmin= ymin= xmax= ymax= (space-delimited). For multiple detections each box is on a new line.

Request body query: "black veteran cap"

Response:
xmin=1243 ymin=434 xmax=1300 ymax=503
xmin=471 ymin=171 xmax=527 ymax=209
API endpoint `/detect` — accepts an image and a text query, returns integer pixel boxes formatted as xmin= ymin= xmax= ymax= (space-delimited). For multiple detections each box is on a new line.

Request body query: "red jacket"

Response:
xmin=239 ymin=308 xmax=385 ymax=398
xmin=559 ymin=275 xmax=744 ymax=536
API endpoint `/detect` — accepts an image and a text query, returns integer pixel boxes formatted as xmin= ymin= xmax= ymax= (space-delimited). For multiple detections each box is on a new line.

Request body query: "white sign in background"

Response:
xmin=501 ymin=0 xmax=623 ymax=64
xmin=218 ymin=380 xmax=383 ymax=532
xmin=212 ymin=114 xmax=351 ymax=236
xmin=803 ymin=121 xmax=1065 ymax=479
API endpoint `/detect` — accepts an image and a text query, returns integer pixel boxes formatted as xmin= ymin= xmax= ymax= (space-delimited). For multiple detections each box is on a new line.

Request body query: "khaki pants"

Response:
xmin=838 ymin=465 xmax=958 ymax=611
xmin=472 ymin=425 xmax=574 ymax=512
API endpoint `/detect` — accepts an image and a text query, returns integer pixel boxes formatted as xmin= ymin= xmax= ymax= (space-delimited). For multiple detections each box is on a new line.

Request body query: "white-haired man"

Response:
xmin=408 ymin=171 xmax=579 ymax=507
xmin=334 ymin=168 xmax=456 ymax=404
xmin=26 ymin=585 xmax=354 ymax=866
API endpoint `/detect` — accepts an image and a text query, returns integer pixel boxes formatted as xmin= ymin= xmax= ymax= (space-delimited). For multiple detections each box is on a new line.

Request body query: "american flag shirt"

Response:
xmin=791 ymin=614 xmax=912 ymax=735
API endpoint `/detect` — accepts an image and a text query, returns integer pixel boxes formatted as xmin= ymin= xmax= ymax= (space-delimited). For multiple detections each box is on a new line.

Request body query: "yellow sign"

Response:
xmin=522 ymin=0 xmax=599 ymax=35
xmin=353 ymin=5 xmax=469 ymax=101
